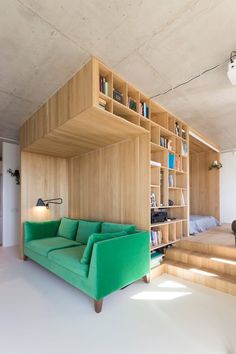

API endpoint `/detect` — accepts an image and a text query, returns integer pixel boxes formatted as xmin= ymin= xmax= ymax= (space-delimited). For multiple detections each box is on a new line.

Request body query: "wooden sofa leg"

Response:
xmin=94 ymin=299 xmax=103 ymax=313
xmin=23 ymin=255 xmax=28 ymax=261
xmin=143 ymin=274 xmax=150 ymax=283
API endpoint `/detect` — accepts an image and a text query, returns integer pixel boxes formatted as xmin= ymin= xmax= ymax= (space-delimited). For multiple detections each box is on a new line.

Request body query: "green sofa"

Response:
xmin=23 ymin=217 xmax=150 ymax=313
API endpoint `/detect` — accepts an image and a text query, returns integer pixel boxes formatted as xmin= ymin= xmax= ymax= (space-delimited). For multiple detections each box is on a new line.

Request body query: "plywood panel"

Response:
xmin=190 ymin=150 xmax=220 ymax=219
xmin=20 ymin=152 xmax=69 ymax=257
xmin=68 ymin=134 xmax=150 ymax=230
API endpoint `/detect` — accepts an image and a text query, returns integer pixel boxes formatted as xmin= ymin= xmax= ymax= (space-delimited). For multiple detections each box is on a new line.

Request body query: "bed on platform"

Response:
xmin=190 ymin=215 xmax=220 ymax=235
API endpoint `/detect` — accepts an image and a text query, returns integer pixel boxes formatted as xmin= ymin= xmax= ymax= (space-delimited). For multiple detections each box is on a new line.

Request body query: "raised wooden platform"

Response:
xmin=151 ymin=225 xmax=236 ymax=296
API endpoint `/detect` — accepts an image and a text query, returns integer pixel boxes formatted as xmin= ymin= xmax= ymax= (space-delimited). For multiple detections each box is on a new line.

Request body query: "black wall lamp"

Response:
xmin=36 ymin=198 xmax=63 ymax=209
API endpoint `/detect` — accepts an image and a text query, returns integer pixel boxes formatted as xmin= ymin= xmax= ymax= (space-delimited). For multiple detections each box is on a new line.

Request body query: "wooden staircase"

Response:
xmin=163 ymin=240 xmax=236 ymax=296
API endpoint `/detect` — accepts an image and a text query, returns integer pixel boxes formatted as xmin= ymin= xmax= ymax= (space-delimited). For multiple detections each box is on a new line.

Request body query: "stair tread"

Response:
xmin=167 ymin=247 xmax=236 ymax=263
xmin=164 ymin=259 xmax=236 ymax=284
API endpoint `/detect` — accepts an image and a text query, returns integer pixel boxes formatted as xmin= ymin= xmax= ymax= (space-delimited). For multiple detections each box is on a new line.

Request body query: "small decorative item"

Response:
xmin=209 ymin=160 xmax=223 ymax=170
xmin=7 ymin=169 xmax=20 ymax=185
xmin=150 ymin=192 xmax=157 ymax=208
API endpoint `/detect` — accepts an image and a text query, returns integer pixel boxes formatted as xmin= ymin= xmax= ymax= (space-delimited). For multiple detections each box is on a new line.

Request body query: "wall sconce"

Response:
xmin=209 ymin=161 xmax=223 ymax=170
xmin=36 ymin=198 xmax=63 ymax=209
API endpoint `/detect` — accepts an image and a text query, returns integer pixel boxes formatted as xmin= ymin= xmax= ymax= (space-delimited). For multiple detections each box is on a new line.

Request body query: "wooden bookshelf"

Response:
xmin=20 ymin=56 xmax=190 ymax=260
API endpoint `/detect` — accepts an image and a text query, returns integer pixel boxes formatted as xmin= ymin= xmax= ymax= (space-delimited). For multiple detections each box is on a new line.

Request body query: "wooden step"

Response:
xmin=165 ymin=247 xmax=236 ymax=276
xmin=165 ymin=260 xmax=236 ymax=296
xmin=176 ymin=239 xmax=236 ymax=259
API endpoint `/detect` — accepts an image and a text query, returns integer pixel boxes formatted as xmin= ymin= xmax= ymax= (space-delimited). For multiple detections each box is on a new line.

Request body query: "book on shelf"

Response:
xmin=168 ymin=174 xmax=174 ymax=187
xmin=99 ymin=76 xmax=109 ymax=95
xmin=128 ymin=97 xmax=137 ymax=112
xmin=139 ymin=102 xmax=149 ymax=118
xmin=160 ymin=136 xmax=173 ymax=151
xmin=168 ymin=153 xmax=175 ymax=169
xmin=182 ymin=141 xmax=188 ymax=157
xmin=150 ymin=229 xmax=163 ymax=247
xmin=150 ymin=160 xmax=161 ymax=167
xmin=113 ymin=89 xmax=123 ymax=104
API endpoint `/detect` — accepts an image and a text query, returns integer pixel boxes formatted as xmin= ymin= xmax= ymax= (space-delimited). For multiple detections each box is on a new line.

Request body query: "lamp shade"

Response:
xmin=36 ymin=198 xmax=46 ymax=207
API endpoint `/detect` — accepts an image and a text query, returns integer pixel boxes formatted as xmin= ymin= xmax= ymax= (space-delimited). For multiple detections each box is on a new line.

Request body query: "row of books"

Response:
xmin=150 ymin=229 xmax=163 ymax=247
xmin=99 ymin=76 xmax=109 ymax=95
xmin=139 ymin=102 xmax=149 ymax=118
xmin=168 ymin=153 xmax=181 ymax=170
xmin=160 ymin=137 xmax=173 ymax=150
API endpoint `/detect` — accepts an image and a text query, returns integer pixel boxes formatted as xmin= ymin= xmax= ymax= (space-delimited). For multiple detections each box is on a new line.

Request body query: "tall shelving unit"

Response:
xmin=20 ymin=57 xmax=189 ymax=266
xmin=95 ymin=59 xmax=189 ymax=257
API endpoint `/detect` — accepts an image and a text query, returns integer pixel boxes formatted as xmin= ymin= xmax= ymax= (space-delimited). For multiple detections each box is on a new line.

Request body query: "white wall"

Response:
xmin=2 ymin=143 xmax=20 ymax=247
xmin=220 ymin=151 xmax=236 ymax=223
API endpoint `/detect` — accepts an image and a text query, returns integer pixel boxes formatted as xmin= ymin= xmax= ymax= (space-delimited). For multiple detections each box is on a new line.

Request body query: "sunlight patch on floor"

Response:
xmin=131 ymin=291 xmax=192 ymax=301
xmin=157 ymin=280 xmax=187 ymax=289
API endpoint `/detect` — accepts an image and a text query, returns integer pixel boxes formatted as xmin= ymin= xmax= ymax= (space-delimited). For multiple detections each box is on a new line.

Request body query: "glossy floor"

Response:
xmin=1 ymin=246 xmax=236 ymax=354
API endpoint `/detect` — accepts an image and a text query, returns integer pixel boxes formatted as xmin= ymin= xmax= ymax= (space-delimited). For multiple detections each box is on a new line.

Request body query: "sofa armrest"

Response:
xmin=24 ymin=220 xmax=61 ymax=243
xmin=88 ymin=231 xmax=150 ymax=300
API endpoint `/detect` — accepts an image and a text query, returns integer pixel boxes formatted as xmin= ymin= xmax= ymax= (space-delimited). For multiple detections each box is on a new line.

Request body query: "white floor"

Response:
xmin=1 ymin=247 xmax=236 ymax=354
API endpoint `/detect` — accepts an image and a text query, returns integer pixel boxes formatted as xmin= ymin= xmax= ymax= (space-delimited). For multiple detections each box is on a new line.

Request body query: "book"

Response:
xmin=168 ymin=153 xmax=175 ymax=169
xmin=150 ymin=160 xmax=161 ymax=167
xmin=168 ymin=174 xmax=174 ymax=187
xmin=181 ymin=191 xmax=185 ymax=206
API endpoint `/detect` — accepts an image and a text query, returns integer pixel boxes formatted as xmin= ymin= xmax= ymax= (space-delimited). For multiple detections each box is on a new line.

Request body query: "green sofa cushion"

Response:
xmin=76 ymin=220 xmax=101 ymax=244
xmin=48 ymin=246 xmax=88 ymax=278
xmin=24 ymin=220 xmax=61 ymax=242
xmin=25 ymin=237 xmax=79 ymax=257
xmin=81 ymin=231 xmax=127 ymax=265
xmin=57 ymin=217 xmax=79 ymax=240
xmin=101 ymin=222 xmax=136 ymax=234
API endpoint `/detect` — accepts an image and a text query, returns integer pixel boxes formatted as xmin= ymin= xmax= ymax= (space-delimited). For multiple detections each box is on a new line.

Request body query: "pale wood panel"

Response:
xmin=68 ymin=134 xmax=150 ymax=230
xmin=190 ymin=150 xmax=220 ymax=219
xmin=20 ymin=59 xmax=94 ymax=149
xmin=21 ymin=106 xmax=148 ymax=158
xmin=20 ymin=152 xmax=69 ymax=257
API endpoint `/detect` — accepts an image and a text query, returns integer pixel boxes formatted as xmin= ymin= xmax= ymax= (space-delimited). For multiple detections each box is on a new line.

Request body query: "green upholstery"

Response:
xmin=57 ymin=217 xmax=79 ymax=240
xmin=49 ymin=246 xmax=88 ymax=277
xmin=101 ymin=222 xmax=136 ymax=234
xmin=23 ymin=219 xmax=150 ymax=307
xmin=81 ymin=231 xmax=127 ymax=264
xmin=24 ymin=220 xmax=61 ymax=242
xmin=25 ymin=237 xmax=79 ymax=257
xmin=76 ymin=220 xmax=101 ymax=244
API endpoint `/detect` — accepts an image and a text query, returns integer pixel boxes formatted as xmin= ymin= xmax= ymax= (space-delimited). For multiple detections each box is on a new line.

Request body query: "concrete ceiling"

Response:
xmin=1 ymin=0 xmax=236 ymax=151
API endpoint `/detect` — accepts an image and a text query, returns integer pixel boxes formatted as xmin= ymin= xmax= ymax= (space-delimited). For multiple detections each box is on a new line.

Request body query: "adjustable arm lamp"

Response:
xmin=36 ymin=198 xmax=63 ymax=209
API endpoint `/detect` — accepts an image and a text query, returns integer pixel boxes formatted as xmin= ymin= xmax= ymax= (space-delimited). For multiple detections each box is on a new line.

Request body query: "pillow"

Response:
xmin=76 ymin=220 xmax=102 ymax=244
xmin=57 ymin=217 xmax=79 ymax=240
xmin=101 ymin=222 xmax=136 ymax=234
xmin=81 ymin=231 xmax=127 ymax=264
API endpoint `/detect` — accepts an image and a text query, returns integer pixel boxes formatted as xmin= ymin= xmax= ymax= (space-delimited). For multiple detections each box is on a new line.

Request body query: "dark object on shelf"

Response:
xmin=7 ymin=168 xmax=20 ymax=185
xmin=175 ymin=122 xmax=180 ymax=136
xmin=36 ymin=197 xmax=63 ymax=209
xmin=182 ymin=129 xmax=187 ymax=140
xmin=231 ymin=220 xmax=236 ymax=246
xmin=168 ymin=199 xmax=174 ymax=206
xmin=113 ymin=89 xmax=123 ymax=104
xmin=151 ymin=209 xmax=168 ymax=224
xmin=128 ymin=97 xmax=137 ymax=111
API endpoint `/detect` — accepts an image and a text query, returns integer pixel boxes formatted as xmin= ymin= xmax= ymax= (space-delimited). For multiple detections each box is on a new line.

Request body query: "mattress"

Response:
xmin=189 ymin=215 xmax=220 ymax=235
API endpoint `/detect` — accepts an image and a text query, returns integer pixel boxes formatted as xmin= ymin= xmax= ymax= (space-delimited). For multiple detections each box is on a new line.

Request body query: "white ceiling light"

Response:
xmin=227 ymin=51 xmax=236 ymax=85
